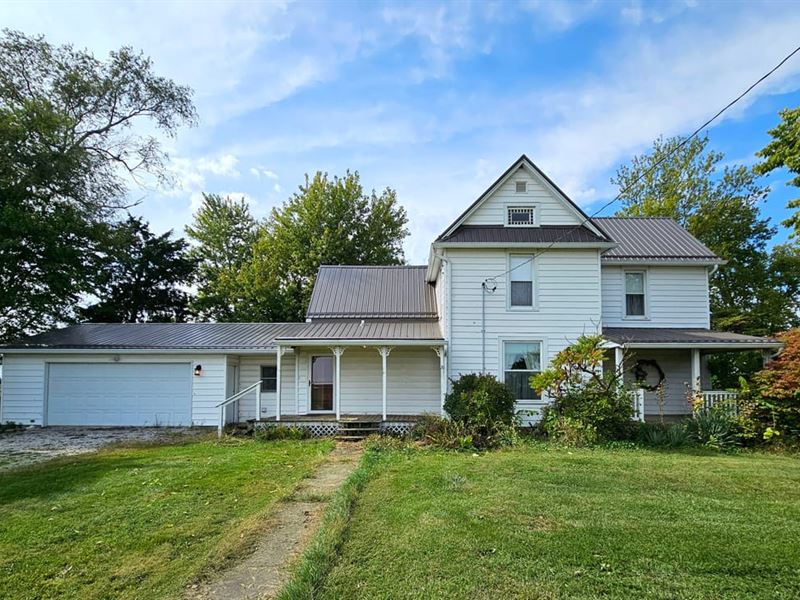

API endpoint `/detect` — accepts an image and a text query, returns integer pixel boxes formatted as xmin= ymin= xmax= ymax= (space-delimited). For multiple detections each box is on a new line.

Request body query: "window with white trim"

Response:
xmin=509 ymin=255 xmax=534 ymax=308
xmin=507 ymin=206 xmax=536 ymax=226
xmin=504 ymin=342 xmax=541 ymax=400
xmin=624 ymin=271 xmax=646 ymax=317
xmin=515 ymin=181 xmax=527 ymax=193
xmin=260 ymin=365 xmax=277 ymax=392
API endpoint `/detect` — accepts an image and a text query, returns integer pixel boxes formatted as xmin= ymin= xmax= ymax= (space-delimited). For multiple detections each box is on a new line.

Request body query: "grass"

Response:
xmin=313 ymin=445 xmax=800 ymax=599
xmin=0 ymin=435 xmax=333 ymax=600
xmin=278 ymin=448 xmax=385 ymax=600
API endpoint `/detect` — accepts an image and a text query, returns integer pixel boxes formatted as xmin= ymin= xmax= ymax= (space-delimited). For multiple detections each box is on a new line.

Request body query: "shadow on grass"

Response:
xmin=0 ymin=452 xmax=165 ymax=505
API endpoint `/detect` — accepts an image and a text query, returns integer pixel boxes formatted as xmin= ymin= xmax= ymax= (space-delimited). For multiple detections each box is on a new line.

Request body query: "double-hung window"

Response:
xmin=625 ymin=271 xmax=646 ymax=317
xmin=504 ymin=342 xmax=541 ymax=400
xmin=260 ymin=365 xmax=277 ymax=392
xmin=509 ymin=255 xmax=534 ymax=308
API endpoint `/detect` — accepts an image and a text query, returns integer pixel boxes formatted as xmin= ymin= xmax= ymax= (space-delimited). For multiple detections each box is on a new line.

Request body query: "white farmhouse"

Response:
xmin=0 ymin=156 xmax=780 ymax=432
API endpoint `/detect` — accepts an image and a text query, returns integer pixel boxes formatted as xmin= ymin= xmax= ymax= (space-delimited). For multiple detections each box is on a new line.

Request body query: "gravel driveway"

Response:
xmin=0 ymin=427 xmax=207 ymax=471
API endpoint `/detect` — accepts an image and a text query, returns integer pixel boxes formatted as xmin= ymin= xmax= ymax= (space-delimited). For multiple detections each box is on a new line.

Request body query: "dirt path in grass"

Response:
xmin=186 ymin=442 xmax=363 ymax=600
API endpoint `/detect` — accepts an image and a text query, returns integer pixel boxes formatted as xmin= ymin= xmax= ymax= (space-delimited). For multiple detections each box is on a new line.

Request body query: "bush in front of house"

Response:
xmin=735 ymin=329 xmax=800 ymax=447
xmin=532 ymin=334 xmax=635 ymax=445
xmin=254 ymin=425 xmax=311 ymax=441
xmin=416 ymin=374 xmax=520 ymax=449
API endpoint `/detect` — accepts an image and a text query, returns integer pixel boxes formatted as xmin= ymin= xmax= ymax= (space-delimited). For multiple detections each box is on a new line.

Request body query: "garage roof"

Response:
xmin=1 ymin=323 xmax=310 ymax=350
xmin=1 ymin=320 xmax=444 ymax=351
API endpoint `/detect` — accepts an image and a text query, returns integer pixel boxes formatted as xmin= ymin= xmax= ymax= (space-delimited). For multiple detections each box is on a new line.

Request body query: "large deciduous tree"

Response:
xmin=0 ymin=29 xmax=196 ymax=341
xmin=755 ymin=107 xmax=800 ymax=237
xmin=613 ymin=135 xmax=800 ymax=387
xmin=238 ymin=171 xmax=409 ymax=321
xmin=79 ymin=216 xmax=196 ymax=323
xmin=185 ymin=194 xmax=258 ymax=320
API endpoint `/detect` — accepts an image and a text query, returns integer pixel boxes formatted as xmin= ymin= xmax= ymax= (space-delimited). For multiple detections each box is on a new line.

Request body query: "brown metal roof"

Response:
xmin=2 ymin=318 xmax=445 ymax=350
xmin=594 ymin=217 xmax=721 ymax=262
xmin=275 ymin=320 xmax=443 ymax=342
xmin=438 ymin=224 xmax=609 ymax=244
xmin=603 ymin=327 xmax=780 ymax=346
xmin=2 ymin=322 xmax=309 ymax=350
xmin=306 ymin=265 xmax=438 ymax=319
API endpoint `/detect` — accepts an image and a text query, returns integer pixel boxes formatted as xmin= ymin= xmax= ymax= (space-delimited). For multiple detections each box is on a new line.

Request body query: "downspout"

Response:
xmin=481 ymin=281 xmax=486 ymax=373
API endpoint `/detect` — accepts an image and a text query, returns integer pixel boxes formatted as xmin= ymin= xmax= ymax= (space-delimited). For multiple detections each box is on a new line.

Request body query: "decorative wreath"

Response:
xmin=632 ymin=359 xmax=666 ymax=391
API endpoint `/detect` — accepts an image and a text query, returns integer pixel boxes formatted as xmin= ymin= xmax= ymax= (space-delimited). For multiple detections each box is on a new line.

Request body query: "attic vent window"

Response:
xmin=515 ymin=181 xmax=527 ymax=193
xmin=507 ymin=206 xmax=536 ymax=226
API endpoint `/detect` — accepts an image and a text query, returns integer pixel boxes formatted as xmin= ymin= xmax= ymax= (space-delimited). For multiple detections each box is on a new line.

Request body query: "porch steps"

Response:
xmin=336 ymin=419 xmax=381 ymax=441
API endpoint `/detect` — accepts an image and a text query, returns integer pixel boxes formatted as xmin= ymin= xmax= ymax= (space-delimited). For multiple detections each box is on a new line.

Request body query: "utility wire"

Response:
xmin=483 ymin=43 xmax=800 ymax=285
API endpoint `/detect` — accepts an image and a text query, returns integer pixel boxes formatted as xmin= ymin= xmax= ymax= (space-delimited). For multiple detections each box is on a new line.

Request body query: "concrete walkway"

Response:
xmin=187 ymin=442 xmax=363 ymax=600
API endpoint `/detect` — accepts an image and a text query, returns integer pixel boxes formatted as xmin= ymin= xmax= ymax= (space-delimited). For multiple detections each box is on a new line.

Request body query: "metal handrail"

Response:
xmin=215 ymin=381 xmax=261 ymax=408
xmin=217 ymin=381 xmax=262 ymax=438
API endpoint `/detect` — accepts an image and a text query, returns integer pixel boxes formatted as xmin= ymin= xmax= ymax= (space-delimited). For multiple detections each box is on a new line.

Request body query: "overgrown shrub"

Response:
xmin=736 ymin=329 xmax=800 ymax=444
xmin=444 ymin=373 xmax=516 ymax=427
xmin=532 ymin=335 xmax=635 ymax=444
xmin=439 ymin=374 xmax=519 ymax=449
xmin=412 ymin=410 xmax=519 ymax=451
xmin=253 ymin=425 xmax=310 ymax=441
xmin=687 ymin=411 xmax=740 ymax=449
xmin=637 ymin=422 xmax=691 ymax=448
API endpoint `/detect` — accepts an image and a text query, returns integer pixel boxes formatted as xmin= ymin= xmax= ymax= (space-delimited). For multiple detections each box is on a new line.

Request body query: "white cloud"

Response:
xmin=250 ymin=166 xmax=279 ymax=180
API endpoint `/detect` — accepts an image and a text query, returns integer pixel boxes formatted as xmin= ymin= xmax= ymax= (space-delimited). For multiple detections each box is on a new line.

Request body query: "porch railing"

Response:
xmin=700 ymin=391 xmax=740 ymax=417
xmin=215 ymin=381 xmax=262 ymax=438
xmin=630 ymin=389 xmax=645 ymax=422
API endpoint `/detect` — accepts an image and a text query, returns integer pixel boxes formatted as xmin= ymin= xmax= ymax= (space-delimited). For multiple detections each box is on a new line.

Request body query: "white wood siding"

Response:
xmin=447 ymin=247 xmax=602 ymax=387
xmin=268 ymin=346 xmax=440 ymax=418
xmin=0 ymin=353 xmax=226 ymax=427
xmin=237 ymin=353 xmax=297 ymax=420
xmin=465 ymin=167 xmax=582 ymax=226
xmin=601 ymin=265 xmax=710 ymax=328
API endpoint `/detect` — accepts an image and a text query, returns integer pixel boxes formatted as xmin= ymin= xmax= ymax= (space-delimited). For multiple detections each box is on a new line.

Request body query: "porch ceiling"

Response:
xmin=602 ymin=327 xmax=781 ymax=350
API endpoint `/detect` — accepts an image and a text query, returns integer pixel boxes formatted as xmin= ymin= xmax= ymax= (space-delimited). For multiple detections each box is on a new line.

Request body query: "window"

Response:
xmin=625 ymin=271 xmax=646 ymax=317
xmin=504 ymin=342 xmax=541 ymax=400
xmin=507 ymin=206 xmax=535 ymax=226
xmin=509 ymin=255 xmax=534 ymax=308
xmin=260 ymin=365 xmax=277 ymax=392
xmin=515 ymin=181 xmax=527 ymax=193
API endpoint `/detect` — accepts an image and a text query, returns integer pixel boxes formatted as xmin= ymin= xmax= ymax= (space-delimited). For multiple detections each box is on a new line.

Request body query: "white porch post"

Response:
xmin=377 ymin=347 xmax=393 ymax=421
xmin=691 ymin=348 xmax=701 ymax=392
xmin=615 ymin=346 xmax=624 ymax=375
xmin=294 ymin=348 xmax=300 ymax=415
xmin=276 ymin=346 xmax=285 ymax=422
xmin=432 ymin=346 xmax=447 ymax=415
xmin=331 ymin=346 xmax=345 ymax=421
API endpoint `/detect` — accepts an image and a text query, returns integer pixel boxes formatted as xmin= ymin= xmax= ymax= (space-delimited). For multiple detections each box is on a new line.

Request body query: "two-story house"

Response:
xmin=0 ymin=156 xmax=781 ymax=431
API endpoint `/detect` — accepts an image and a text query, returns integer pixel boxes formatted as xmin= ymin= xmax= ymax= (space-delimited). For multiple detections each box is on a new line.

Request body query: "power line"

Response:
xmin=483 ymin=42 xmax=800 ymax=284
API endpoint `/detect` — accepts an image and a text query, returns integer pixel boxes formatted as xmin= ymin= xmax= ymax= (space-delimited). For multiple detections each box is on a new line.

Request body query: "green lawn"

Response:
xmin=319 ymin=445 xmax=800 ymax=599
xmin=0 ymin=436 xmax=333 ymax=600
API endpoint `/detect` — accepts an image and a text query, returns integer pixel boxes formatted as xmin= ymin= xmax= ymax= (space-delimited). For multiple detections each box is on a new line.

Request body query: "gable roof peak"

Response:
xmin=437 ymin=154 xmax=607 ymax=241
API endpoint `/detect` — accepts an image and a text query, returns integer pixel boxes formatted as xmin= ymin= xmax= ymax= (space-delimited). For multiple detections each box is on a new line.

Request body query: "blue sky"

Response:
xmin=3 ymin=0 xmax=800 ymax=263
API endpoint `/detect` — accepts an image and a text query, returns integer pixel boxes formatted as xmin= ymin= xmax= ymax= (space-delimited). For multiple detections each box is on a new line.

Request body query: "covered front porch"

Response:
xmin=216 ymin=320 xmax=446 ymax=434
xmin=603 ymin=327 xmax=782 ymax=421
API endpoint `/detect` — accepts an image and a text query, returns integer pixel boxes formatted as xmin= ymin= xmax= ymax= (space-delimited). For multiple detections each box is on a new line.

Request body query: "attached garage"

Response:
xmin=46 ymin=363 xmax=192 ymax=426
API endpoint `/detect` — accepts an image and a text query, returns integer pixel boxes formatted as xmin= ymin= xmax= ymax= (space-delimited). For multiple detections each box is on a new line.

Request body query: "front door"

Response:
xmin=310 ymin=355 xmax=334 ymax=412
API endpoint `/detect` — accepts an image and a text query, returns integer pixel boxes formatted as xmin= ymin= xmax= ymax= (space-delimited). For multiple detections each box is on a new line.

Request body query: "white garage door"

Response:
xmin=47 ymin=363 xmax=192 ymax=426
